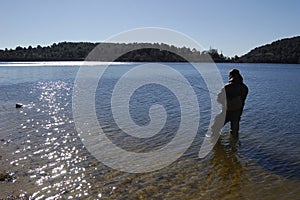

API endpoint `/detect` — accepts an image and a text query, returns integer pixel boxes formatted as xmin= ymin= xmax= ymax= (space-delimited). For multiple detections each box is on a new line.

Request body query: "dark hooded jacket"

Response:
xmin=217 ymin=74 xmax=248 ymax=111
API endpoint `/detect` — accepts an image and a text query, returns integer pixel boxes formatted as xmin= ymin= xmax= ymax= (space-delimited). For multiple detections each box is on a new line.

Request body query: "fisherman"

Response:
xmin=211 ymin=69 xmax=248 ymax=140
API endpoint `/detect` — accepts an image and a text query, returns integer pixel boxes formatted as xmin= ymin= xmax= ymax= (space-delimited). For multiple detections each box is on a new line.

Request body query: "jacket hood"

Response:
xmin=229 ymin=74 xmax=243 ymax=84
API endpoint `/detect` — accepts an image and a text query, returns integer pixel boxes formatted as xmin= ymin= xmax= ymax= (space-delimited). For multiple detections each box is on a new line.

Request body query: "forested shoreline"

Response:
xmin=238 ymin=36 xmax=300 ymax=64
xmin=0 ymin=36 xmax=299 ymax=63
xmin=0 ymin=42 xmax=233 ymax=62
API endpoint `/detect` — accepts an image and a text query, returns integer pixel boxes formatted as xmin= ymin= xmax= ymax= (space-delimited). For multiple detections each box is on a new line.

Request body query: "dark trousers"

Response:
xmin=224 ymin=109 xmax=242 ymax=138
xmin=211 ymin=109 xmax=243 ymax=139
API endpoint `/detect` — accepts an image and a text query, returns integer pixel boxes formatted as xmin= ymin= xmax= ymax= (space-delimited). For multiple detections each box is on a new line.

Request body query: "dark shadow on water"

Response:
xmin=212 ymin=133 xmax=300 ymax=181
xmin=238 ymin=137 xmax=300 ymax=180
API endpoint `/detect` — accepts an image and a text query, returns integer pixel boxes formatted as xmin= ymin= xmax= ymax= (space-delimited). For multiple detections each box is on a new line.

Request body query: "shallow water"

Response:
xmin=0 ymin=62 xmax=299 ymax=199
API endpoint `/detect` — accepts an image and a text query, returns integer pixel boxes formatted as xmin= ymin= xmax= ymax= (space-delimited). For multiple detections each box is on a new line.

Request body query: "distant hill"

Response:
xmin=0 ymin=42 xmax=94 ymax=61
xmin=0 ymin=42 xmax=223 ymax=62
xmin=1 ymin=36 xmax=299 ymax=63
xmin=0 ymin=42 xmax=232 ymax=62
xmin=238 ymin=36 xmax=300 ymax=63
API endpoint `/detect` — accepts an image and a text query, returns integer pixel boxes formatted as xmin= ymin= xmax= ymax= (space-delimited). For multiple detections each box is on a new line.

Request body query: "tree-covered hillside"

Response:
xmin=0 ymin=42 xmax=96 ymax=61
xmin=0 ymin=42 xmax=232 ymax=62
xmin=1 ymin=36 xmax=299 ymax=63
xmin=238 ymin=36 xmax=300 ymax=63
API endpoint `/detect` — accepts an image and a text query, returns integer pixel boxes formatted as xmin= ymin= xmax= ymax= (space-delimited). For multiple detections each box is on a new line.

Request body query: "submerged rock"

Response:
xmin=0 ymin=172 xmax=15 ymax=182
xmin=16 ymin=103 xmax=23 ymax=108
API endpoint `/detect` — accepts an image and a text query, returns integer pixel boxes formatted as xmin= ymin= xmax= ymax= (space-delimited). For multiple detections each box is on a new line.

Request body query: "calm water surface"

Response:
xmin=0 ymin=62 xmax=299 ymax=199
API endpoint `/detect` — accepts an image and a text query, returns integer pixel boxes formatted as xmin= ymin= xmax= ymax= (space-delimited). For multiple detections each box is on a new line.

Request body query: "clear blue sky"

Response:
xmin=1 ymin=0 xmax=299 ymax=57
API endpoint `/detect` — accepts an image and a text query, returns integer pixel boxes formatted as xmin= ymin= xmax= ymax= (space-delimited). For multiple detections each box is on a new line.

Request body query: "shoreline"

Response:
xmin=0 ymin=61 xmax=300 ymax=65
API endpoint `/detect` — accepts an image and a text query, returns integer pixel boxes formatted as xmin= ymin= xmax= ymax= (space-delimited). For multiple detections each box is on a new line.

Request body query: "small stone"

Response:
xmin=16 ymin=103 xmax=23 ymax=108
xmin=0 ymin=172 xmax=15 ymax=182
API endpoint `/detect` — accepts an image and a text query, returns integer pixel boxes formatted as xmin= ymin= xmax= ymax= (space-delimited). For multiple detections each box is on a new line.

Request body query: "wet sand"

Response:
xmin=0 ymin=138 xmax=35 ymax=199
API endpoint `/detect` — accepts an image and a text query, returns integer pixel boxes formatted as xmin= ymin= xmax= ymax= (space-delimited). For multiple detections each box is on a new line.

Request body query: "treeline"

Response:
xmin=0 ymin=42 xmax=96 ymax=61
xmin=238 ymin=36 xmax=300 ymax=64
xmin=0 ymin=42 xmax=235 ymax=62
xmin=2 ymin=36 xmax=299 ymax=63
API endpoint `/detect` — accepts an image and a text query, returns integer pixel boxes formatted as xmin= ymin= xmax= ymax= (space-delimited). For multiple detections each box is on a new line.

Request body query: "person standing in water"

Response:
xmin=212 ymin=69 xmax=248 ymax=141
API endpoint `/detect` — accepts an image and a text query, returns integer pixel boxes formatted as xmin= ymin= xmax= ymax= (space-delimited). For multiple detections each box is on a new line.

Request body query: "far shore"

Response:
xmin=1 ymin=60 xmax=299 ymax=65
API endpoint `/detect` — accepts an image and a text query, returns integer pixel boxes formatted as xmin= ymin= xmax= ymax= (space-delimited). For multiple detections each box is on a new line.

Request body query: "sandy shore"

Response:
xmin=0 ymin=141 xmax=34 ymax=199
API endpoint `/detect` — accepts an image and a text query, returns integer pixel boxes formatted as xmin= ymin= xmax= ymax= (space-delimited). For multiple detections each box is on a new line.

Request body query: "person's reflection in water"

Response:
xmin=208 ymin=137 xmax=245 ymax=198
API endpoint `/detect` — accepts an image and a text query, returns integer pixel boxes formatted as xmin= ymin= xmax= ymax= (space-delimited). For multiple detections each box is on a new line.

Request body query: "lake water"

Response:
xmin=0 ymin=62 xmax=299 ymax=199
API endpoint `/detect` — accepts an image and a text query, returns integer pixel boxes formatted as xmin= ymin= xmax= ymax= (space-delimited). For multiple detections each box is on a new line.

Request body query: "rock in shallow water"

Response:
xmin=15 ymin=103 xmax=23 ymax=108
